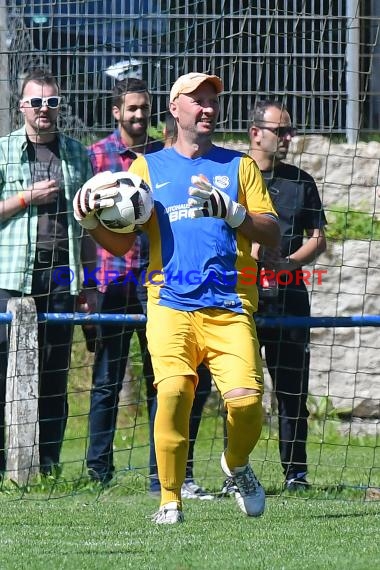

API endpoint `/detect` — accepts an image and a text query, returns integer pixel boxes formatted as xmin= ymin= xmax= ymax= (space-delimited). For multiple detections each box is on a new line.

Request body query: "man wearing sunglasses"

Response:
xmin=248 ymin=100 xmax=327 ymax=492
xmin=0 ymin=67 xmax=96 ymax=478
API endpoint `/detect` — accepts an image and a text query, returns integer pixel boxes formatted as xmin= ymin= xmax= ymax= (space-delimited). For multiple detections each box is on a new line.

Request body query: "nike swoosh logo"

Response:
xmin=155 ymin=182 xmax=170 ymax=189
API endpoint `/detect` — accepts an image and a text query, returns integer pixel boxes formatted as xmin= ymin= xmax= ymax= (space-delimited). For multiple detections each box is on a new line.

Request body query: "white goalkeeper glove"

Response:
xmin=73 ymin=171 xmax=120 ymax=230
xmin=187 ymin=174 xmax=247 ymax=228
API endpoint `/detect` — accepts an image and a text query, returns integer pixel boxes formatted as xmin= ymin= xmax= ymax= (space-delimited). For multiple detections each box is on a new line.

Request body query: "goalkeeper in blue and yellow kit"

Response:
xmin=74 ymin=72 xmax=280 ymax=524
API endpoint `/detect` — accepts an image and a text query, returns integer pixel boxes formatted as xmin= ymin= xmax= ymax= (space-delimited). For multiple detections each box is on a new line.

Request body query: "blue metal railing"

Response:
xmin=1 ymin=312 xmax=380 ymax=328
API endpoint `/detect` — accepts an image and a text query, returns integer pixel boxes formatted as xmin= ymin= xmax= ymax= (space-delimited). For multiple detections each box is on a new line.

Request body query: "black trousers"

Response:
xmin=257 ymin=282 xmax=310 ymax=480
xmin=0 ymin=259 xmax=74 ymax=474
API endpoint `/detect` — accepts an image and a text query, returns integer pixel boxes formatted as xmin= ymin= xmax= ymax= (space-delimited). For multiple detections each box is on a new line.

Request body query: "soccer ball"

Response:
xmin=96 ymin=172 xmax=154 ymax=233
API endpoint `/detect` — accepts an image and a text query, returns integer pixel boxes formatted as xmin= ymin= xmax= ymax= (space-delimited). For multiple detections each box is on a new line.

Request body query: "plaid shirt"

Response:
xmin=87 ymin=129 xmax=163 ymax=292
xmin=0 ymin=126 xmax=93 ymax=294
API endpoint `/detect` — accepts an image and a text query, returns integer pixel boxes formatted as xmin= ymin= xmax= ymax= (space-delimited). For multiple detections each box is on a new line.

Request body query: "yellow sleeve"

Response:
xmin=127 ymin=155 xmax=157 ymax=235
xmin=128 ymin=155 xmax=151 ymax=187
xmin=238 ymin=154 xmax=278 ymax=218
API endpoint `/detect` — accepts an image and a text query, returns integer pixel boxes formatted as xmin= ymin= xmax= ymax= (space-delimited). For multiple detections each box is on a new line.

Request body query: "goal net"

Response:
xmin=1 ymin=0 xmax=379 ymax=502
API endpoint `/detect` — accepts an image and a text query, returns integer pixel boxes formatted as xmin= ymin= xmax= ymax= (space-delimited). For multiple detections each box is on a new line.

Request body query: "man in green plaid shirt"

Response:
xmin=0 ymin=68 xmax=96 ymax=477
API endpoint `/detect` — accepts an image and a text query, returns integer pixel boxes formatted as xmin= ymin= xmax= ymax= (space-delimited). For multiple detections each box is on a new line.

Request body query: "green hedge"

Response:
xmin=326 ymin=207 xmax=380 ymax=240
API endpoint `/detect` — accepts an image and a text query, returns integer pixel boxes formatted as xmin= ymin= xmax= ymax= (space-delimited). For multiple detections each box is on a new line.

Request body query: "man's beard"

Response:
xmin=124 ymin=121 xmax=147 ymax=136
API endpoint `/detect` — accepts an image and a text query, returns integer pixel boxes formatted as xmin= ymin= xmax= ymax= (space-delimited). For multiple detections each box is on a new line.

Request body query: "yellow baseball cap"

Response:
xmin=169 ymin=72 xmax=223 ymax=103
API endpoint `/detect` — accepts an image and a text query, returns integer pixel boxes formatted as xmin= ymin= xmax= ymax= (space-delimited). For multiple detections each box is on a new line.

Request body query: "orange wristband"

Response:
xmin=18 ymin=192 xmax=27 ymax=209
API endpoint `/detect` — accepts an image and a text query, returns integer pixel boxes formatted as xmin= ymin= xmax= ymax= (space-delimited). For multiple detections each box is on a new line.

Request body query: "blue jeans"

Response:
xmin=86 ymin=277 xmax=155 ymax=481
xmin=0 ymin=261 xmax=74 ymax=474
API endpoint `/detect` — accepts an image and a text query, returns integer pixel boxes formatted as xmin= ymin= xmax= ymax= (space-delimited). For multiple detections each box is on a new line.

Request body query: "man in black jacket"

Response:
xmin=248 ymin=100 xmax=327 ymax=491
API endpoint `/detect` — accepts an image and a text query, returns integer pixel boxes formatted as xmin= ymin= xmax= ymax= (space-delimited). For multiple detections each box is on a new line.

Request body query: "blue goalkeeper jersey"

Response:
xmin=129 ymin=145 xmax=277 ymax=314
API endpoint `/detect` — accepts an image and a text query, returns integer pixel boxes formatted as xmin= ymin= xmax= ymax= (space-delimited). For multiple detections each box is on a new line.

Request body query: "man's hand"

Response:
xmin=187 ymin=174 xmax=247 ymax=228
xmin=261 ymin=247 xmax=299 ymax=271
xmin=73 ymin=171 xmax=120 ymax=230
xmin=25 ymin=179 xmax=60 ymax=205
xmin=251 ymin=242 xmax=261 ymax=261
xmin=76 ymin=291 xmax=98 ymax=353
xmin=80 ymin=287 xmax=98 ymax=313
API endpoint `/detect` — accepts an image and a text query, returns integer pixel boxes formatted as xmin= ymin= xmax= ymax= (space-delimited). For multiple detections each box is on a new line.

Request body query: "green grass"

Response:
xmin=0 ymin=495 xmax=378 ymax=569
xmin=1 ymin=329 xmax=379 ymax=568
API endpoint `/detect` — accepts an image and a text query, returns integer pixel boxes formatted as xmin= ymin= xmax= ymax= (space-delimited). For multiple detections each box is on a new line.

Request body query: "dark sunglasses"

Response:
xmin=259 ymin=126 xmax=297 ymax=137
xmin=21 ymin=96 xmax=62 ymax=109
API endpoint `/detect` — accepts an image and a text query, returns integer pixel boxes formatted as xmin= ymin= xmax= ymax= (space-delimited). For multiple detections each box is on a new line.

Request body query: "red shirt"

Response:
xmin=87 ymin=129 xmax=163 ymax=292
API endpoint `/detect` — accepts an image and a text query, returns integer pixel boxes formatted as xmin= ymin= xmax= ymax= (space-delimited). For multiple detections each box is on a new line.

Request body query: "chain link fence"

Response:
xmin=5 ymin=1 xmax=378 ymax=137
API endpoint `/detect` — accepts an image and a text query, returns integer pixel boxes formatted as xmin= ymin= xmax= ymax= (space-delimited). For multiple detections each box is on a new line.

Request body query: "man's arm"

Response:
xmin=286 ymin=227 xmax=326 ymax=269
xmin=89 ymin=224 xmax=137 ymax=257
xmin=262 ymin=227 xmax=327 ymax=271
xmin=238 ymin=213 xmax=280 ymax=248
xmin=284 ymin=175 xmax=327 ymax=268
xmin=0 ymin=180 xmax=60 ymax=221
xmin=0 ymin=194 xmax=28 ymax=220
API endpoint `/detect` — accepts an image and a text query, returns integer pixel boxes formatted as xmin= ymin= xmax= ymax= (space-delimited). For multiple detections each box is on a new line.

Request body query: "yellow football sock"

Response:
xmin=224 ymin=393 xmax=263 ymax=471
xmin=154 ymin=376 xmax=195 ymax=508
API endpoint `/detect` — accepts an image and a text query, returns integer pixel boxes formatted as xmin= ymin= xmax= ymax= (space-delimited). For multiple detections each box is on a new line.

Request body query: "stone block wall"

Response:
xmin=288 ymin=138 xmax=380 ymax=418
xmin=229 ymin=137 xmax=380 ymax=419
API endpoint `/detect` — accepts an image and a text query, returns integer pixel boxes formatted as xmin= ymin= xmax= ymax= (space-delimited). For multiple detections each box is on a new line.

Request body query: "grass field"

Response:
xmin=0 ymin=494 xmax=379 ymax=570
xmin=1 ymin=330 xmax=379 ymax=569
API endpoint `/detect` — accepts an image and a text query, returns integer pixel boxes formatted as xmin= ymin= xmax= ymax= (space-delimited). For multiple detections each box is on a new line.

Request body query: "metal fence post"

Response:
xmin=5 ymin=297 xmax=39 ymax=484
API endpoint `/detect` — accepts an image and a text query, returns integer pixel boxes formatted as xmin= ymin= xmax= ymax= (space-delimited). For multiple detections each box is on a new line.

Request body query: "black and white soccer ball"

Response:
xmin=96 ymin=172 xmax=154 ymax=233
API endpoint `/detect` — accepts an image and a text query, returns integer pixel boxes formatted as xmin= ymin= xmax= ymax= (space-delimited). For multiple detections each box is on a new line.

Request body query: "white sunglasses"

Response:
xmin=20 ymin=96 xmax=62 ymax=109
